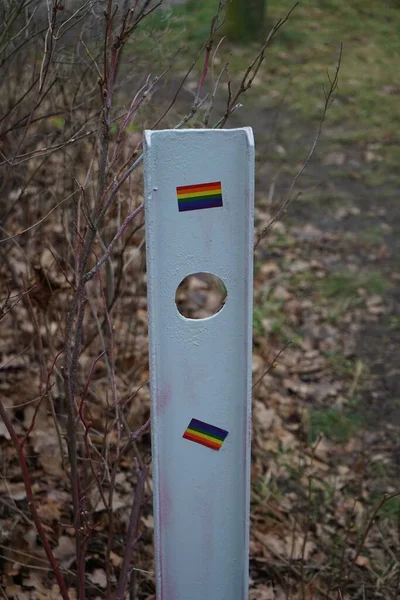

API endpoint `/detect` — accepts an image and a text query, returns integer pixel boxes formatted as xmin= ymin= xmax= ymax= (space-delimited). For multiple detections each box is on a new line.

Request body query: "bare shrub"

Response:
xmin=0 ymin=1 xmax=290 ymax=597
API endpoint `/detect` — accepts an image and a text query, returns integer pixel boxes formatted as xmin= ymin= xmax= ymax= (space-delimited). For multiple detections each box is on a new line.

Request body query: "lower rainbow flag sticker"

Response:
xmin=176 ymin=181 xmax=223 ymax=212
xmin=182 ymin=418 xmax=228 ymax=451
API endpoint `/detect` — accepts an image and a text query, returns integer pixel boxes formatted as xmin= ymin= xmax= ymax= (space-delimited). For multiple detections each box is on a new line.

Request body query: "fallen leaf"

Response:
xmin=90 ymin=488 xmax=130 ymax=513
xmin=37 ymin=500 xmax=62 ymax=522
xmin=364 ymin=150 xmax=383 ymax=163
xmin=253 ymin=401 xmax=277 ymax=431
xmin=0 ymin=419 xmax=11 ymax=439
xmin=256 ymin=531 xmax=286 ymax=558
xmin=355 ymin=555 xmax=372 ymax=569
xmin=272 ymin=285 xmax=291 ymax=301
xmin=54 ymin=536 xmax=76 ymax=569
xmin=289 ymin=259 xmax=310 ymax=274
xmin=88 ymin=569 xmax=107 ymax=588
xmin=0 ymin=480 xmax=27 ymax=501
xmin=322 ymin=151 xmax=346 ymax=166
xmin=24 ymin=406 xmax=63 ymax=476
xmin=249 ymin=585 xmax=276 ymax=599
xmin=286 ymin=535 xmax=316 ymax=560
xmin=110 ymin=551 xmax=123 ymax=567
xmin=5 ymin=585 xmax=30 ymax=600
xmin=141 ymin=514 xmax=154 ymax=530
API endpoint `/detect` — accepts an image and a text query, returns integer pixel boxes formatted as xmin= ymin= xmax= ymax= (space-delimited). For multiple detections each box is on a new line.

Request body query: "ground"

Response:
xmin=228 ymin=101 xmax=400 ymax=597
xmin=1 ymin=0 xmax=400 ymax=598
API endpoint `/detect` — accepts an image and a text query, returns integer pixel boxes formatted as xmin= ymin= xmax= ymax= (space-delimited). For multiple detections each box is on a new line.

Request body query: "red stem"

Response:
xmin=22 ymin=346 xmax=64 ymax=445
xmin=78 ymin=350 xmax=106 ymax=428
xmin=196 ymin=45 xmax=211 ymax=101
xmin=0 ymin=401 xmax=70 ymax=600
xmin=115 ymin=464 xmax=149 ymax=600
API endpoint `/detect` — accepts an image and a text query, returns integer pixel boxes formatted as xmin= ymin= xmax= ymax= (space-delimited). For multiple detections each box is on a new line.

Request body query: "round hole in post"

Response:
xmin=175 ymin=272 xmax=227 ymax=320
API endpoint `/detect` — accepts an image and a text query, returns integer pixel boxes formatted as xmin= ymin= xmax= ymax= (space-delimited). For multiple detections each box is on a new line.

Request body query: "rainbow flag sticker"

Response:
xmin=182 ymin=418 xmax=228 ymax=451
xmin=176 ymin=181 xmax=223 ymax=212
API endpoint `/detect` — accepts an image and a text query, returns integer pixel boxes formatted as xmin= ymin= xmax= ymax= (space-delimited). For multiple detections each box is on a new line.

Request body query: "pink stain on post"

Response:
xmin=158 ymin=470 xmax=173 ymax=530
xmin=158 ymin=471 xmax=175 ymax=600
xmin=156 ymin=383 xmax=172 ymax=414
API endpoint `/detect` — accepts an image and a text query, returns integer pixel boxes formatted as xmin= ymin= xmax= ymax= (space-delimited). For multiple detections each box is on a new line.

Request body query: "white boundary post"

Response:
xmin=144 ymin=127 xmax=254 ymax=600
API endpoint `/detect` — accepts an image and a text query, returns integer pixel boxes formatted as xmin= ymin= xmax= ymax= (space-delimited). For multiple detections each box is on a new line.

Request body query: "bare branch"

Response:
xmin=0 ymin=401 xmax=70 ymax=600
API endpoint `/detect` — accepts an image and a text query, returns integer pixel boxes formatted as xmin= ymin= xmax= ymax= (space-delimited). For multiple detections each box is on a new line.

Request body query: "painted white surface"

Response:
xmin=144 ymin=128 xmax=254 ymax=600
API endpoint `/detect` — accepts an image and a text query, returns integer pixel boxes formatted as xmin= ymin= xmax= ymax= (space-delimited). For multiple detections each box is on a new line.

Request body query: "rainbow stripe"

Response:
xmin=176 ymin=181 xmax=223 ymax=212
xmin=182 ymin=418 xmax=228 ymax=451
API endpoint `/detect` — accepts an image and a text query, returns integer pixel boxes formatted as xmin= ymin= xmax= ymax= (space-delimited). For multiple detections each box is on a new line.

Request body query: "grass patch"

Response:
xmin=266 ymin=0 xmax=400 ymax=141
xmin=253 ymin=300 xmax=286 ymax=337
xmin=388 ymin=316 xmax=400 ymax=330
xmin=133 ymin=0 xmax=223 ymax=69
xmin=253 ymin=305 xmax=265 ymax=336
xmin=377 ymin=495 xmax=400 ymax=520
xmin=135 ymin=0 xmax=400 ymax=176
xmin=271 ymin=232 xmax=297 ymax=248
xmin=297 ymin=188 xmax=355 ymax=207
xmin=320 ymin=272 xmax=389 ymax=299
xmin=324 ymin=351 xmax=356 ymax=377
xmin=359 ymin=226 xmax=385 ymax=246
xmin=308 ymin=407 xmax=362 ymax=444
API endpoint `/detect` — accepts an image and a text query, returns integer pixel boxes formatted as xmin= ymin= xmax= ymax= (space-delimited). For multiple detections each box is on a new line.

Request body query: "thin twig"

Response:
xmin=115 ymin=464 xmax=149 ymax=600
xmin=343 ymin=492 xmax=400 ymax=591
xmin=0 ymin=402 xmax=70 ymax=600
xmin=252 ymin=341 xmax=292 ymax=390
xmin=253 ymin=529 xmax=335 ymax=599
xmin=84 ymin=203 xmax=144 ymax=282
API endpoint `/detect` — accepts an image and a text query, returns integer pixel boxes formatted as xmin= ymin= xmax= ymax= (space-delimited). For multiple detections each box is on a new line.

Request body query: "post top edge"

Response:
xmin=144 ymin=127 xmax=254 ymax=145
